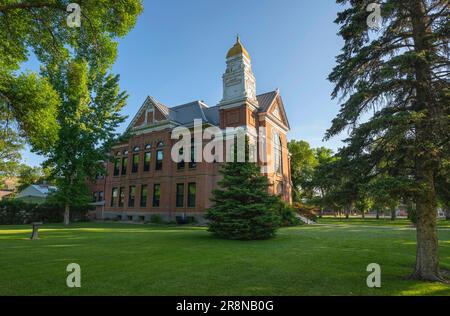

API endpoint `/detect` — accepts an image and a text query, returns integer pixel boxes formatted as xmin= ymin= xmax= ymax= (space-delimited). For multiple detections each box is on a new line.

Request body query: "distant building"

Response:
xmin=0 ymin=190 xmax=14 ymax=201
xmin=15 ymin=184 xmax=57 ymax=204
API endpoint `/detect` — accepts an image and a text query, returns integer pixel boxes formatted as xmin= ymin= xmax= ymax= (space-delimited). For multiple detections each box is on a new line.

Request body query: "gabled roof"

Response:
xmin=257 ymin=90 xmax=278 ymax=112
xmin=128 ymin=97 xmax=220 ymax=131
xmin=127 ymin=90 xmax=289 ymax=131
xmin=257 ymin=89 xmax=290 ymax=130
xmin=16 ymin=184 xmax=57 ymax=199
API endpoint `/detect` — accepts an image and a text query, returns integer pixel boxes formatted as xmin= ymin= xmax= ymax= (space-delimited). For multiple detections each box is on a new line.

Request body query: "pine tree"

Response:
xmin=327 ymin=0 xmax=449 ymax=281
xmin=206 ymin=139 xmax=281 ymax=240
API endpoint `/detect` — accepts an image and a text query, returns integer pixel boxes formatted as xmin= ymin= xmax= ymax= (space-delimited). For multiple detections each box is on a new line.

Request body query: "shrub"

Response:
xmin=277 ymin=202 xmax=301 ymax=227
xmin=0 ymin=199 xmax=89 ymax=225
xmin=293 ymin=203 xmax=318 ymax=222
xmin=407 ymin=207 xmax=417 ymax=225
xmin=150 ymin=214 xmax=163 ymax=224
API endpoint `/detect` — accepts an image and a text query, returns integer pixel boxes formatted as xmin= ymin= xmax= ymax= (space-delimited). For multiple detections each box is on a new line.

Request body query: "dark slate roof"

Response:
xmin=164 ymin=90 xmax=278 ymax=127
xmin=168 ymin=101 xmax=209 ymax=125
xmin=256 ymin=90 xmax=278 ymax=112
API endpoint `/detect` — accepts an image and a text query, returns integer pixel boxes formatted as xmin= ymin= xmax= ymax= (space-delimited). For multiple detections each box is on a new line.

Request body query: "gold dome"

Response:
xmin=226 ymin=36 xmax=251 ymax=60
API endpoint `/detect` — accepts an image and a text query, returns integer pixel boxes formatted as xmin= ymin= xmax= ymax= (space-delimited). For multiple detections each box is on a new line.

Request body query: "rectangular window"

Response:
xmin=140 ymin=185 xmax=148 ymax=207
xmin=111 ymin=188 xmax=118 ymax=207
xmin=132 ymin=154 xmax=140 ymax=173
xmin=128 ymin=186 xmax=136 ymax=207
xmin=189 ymin=141 xmax=197 ymax=168
xmin=144 ymin=152 xmax=151 ymax=172
xmin=156 ymin=150 xmax=163 ymax=171
xmin=92 ymin=192 xmax=97 ymax=202
xmin=176 ymin=183 xmax=184 ymax=207
xmin=119 ymin=187 xmax=125 ymax=207
xmin=153 ymin=184 xmax=161 ymax=207
xmin=113 ymin=158 xmax=120 ymax=176
xmin=177 ymin=148 xmax=185 ymax=170
xmin=188 ymin=183 xmax=196 ymax=208
xmin=121 ymin=157 xmax=128 ymax=175
xmin=99 ymin=191 xmax=104 ymax=202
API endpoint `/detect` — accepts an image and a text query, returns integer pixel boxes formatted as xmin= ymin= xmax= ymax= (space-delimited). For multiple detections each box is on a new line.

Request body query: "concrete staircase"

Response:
xmin=296 ymin=214 xmax=316 ymax=225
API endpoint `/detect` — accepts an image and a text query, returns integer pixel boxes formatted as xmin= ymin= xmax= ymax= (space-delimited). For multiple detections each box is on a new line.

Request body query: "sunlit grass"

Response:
xmin=0 ymin=222 xmax=449 ymax=296
xmin=318 ymin=217 xmax=450 ymax=228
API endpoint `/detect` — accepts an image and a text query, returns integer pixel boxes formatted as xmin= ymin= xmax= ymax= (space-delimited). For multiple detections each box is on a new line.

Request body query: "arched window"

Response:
xmin=133 ymin=146 xmax=140 ymax=152
xmin=157 ymin=141 xmax=164 ymax=148
xmin=145 ymin=144 xmax=152 ymax=150
xmin=274 ymin=132 xmax=283 ymax=174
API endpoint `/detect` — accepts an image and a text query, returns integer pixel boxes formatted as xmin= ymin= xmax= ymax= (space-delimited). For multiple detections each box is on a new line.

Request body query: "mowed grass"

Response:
xmin=0 ymin=222 xmax=449 ymax=296
xmin=318 ymin=217 xmax=450 ymax=228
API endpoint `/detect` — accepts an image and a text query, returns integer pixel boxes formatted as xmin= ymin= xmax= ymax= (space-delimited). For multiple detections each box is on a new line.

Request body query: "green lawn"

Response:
xmin=0 ymin=221 xmax=449 ymax=296
xmin=318 ymin=217 xmax=450 ymax=228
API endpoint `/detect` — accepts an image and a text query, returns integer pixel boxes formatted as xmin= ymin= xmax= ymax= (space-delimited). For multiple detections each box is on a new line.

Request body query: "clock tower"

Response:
xmin=219 ymin=36 xmax=259 ymax=109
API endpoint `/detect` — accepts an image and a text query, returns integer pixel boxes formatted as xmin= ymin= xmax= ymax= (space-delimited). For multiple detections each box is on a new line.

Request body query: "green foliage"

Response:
xmin=277 ymin=201 xmax=301 ymax=227
xmin=0 ymin=127 xmax=23 ymax=185
xmin=293 ymin=203 xmax=318 ymax=222
xmin=0 ymin=0 xmax=142 ymax=181
xmin=44 ymin=59 xmax=128 ymax=222
xmin=0 ymin=199 xmax=88 ymax=225
xmin=288 ymin=140 xmax=317 ymax=202
xmin=16 ymin=165 xmax=52 ymax=192
xmin=206 ymin=139 xmax=281 ymax=240
xmin=408 ymin=207 xmax=417 ymax=225
xmin=150 ymin=214 xmax=164 ymax=224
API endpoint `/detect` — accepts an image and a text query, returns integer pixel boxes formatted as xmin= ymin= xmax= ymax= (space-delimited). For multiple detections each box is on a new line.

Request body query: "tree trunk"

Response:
xmin=391 ymin=209 xmax=396 ymax=221
xmin=409 ymin=0 xmax=443 ymax=282
xmin=376 ymin=209 xmax=379 ymax=220
xmin=411 ymin=166 xmax=442 ymax=281
xmin=64 ymin=203 xmax=70 ymax=226
xmin=362 ymin=210 xmax=365 ymax=219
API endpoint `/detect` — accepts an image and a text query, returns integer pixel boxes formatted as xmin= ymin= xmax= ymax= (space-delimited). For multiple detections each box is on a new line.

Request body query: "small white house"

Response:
xmin=16 ymin=185 xmax=57 ymax=204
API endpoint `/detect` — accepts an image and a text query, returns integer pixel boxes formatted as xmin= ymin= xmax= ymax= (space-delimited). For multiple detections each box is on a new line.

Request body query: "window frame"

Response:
xmin=128 ymin=185 xmax=136 ymax=207
xmin=155 ymin=149 xmax=163 ymax=171
xmin=187 ymin=183 xmax=196 ymax=208
xmin=113 ymin=158 xmax=120 ymax=176
xmin=176 ymin=183 xmax=185 ymax=208
xmin=118 ymin=187 xmax=125 ymax=207
xmin=111 ymin=187 xmax=118 ymax=207
xmin=144 ymin=151 xmax=151 ymax=172
xmin=121 ymin=156 xmax=128 ymax=175
xmin=152 ymin=184 xmax=161 ymax=207
xmin=132 ymin=153 xmax=140 ymax=173
xmin=140 ymin=185 xmax=148 ymax=207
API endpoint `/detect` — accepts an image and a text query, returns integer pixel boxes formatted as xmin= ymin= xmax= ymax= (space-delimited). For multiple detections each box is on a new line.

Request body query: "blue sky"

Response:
xmin=22 ymin=0 xmax=345 ymax=167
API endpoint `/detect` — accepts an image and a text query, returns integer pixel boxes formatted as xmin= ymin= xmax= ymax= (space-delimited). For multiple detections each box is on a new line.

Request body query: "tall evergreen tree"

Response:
xmin=327 ymin=0 xmax=449 ymax=281
xmin=206 ymin=139 xmax=281 ymax=240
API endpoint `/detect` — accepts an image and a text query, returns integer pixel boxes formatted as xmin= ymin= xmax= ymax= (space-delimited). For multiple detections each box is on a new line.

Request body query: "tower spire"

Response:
xmin=220 ymin=37 xmax=258 ymax=107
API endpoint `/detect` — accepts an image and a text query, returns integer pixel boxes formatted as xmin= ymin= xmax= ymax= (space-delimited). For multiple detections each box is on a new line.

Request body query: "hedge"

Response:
xmin=0 ymin=199 xmax=89 ymax=225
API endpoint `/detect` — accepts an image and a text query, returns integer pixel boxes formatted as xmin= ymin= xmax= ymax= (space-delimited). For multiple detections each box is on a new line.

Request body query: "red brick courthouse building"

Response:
xmin=90 ymin=38 xmax=292 ymax=221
